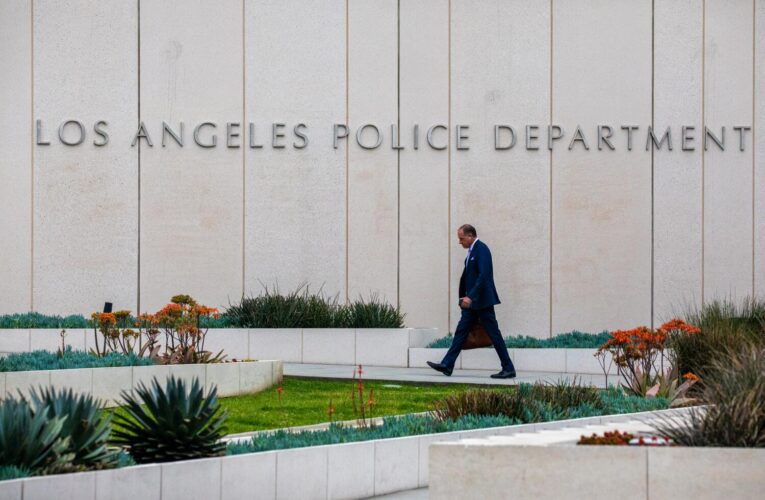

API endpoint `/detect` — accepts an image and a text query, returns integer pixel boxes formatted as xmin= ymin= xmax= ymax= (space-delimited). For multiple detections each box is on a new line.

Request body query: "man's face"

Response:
xmin=457 ymin=229 xmax=475 ymax=249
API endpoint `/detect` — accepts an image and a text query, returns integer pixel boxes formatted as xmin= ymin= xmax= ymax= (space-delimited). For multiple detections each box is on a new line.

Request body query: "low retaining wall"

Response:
xmin=0 ymin=328 xmax=440 ymax=368
xmin=430 ymin=429 xmax=763 ymax=499
xmin=0 ymin=360 xmax=282 ymax=407
xmin=408 ymin=347 xmax=617 ymax=375
xmin=1 ymin=329 xmax=617 ymax=374
xmin=0 ymin=408 xmax=690 ymax=500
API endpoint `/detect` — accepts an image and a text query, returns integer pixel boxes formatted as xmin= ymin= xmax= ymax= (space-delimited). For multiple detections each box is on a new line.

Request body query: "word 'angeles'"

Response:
xmin=35 ymin=120 xmax=752 ymax=152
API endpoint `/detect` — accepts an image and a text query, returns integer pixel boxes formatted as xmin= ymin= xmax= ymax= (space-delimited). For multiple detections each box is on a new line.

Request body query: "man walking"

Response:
xmin=427 ymin=224 xmax=516 ymax=379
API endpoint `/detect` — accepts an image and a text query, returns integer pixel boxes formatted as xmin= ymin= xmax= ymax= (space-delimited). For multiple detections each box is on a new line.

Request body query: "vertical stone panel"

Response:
xmin=653 ymin=0 xmax=703 ymax=323
xmin=450 ymin=0 xmax=551 ymax=337
xmin=399 ymin=0 xmax=450 ymax=333
xmin=703 ymin=0 xmax=754 ymax=302
xmin=244 ymin=0 xmax=346 ymax=298
xmin=347 ymin=0 xmax=399 ymax=304
xmin=0 ymin=1 xmax=31 ymax=314
xmin=139 ymin=0 xmax=243 ymax=312
xmin=33 ymin=0 xmax=138 ymax=314
xmin=755 ymin=0 xmax=765 ymax=297
xmin=552 ymin=0 xmax=653 ymax=333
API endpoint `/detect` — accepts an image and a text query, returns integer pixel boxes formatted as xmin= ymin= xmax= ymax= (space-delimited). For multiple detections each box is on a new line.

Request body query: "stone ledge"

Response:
xmin=0 ymin=408 xmax=695 ymax=500
xmin=1 ymin=361 xmax=281 ymax=408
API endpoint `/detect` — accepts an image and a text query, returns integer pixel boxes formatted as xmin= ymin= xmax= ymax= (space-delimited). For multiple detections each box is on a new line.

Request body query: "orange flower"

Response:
xmin=98 ymin=313 xmax=116 ymax=325
xmin=659 ymin=319 xmax=701 ymax=335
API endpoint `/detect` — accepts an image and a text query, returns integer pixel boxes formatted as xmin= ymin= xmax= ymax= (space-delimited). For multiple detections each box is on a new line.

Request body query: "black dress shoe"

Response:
xmin=490 ymin=369 xmax=517 ymax=379
xmin=427 ymin=361 xmax=453 ymax=376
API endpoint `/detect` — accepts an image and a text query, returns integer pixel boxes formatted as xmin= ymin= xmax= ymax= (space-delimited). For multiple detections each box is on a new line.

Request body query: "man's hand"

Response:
xmin=460 ymin=297 xmax=472 ymax=309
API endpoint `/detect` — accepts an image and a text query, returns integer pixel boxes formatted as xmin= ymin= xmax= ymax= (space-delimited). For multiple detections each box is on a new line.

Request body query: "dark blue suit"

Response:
xmin=441 ymin=240 xmax=515 ymax=371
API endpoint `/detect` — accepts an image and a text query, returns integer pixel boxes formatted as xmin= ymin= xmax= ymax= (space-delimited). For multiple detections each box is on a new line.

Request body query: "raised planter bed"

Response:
xmin=429 ymin=416 xmax=762 ymax=500
xmin=0 ymin=408 xmax=691 ymax=500
xmin=408 ymin=347 xmax=617 ymax=375
xmin=0 ymin=328 xmax=440 ymax=368
xmin=0 ymin=360 xmax=282 ymax=407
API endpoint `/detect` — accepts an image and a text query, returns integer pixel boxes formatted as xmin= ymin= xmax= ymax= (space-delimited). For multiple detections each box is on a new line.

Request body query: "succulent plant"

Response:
xmin=29 ymin=387 xmax=118 ymax=469
xmin=111 ymin=376 xmax=227 ymax=464
xmin=0 ymin=397 xmax=73 ymax=473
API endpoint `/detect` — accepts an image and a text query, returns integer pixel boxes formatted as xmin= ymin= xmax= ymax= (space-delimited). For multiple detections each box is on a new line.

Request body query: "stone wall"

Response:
xmin=1 ymin=0 xmax=763 ymax=337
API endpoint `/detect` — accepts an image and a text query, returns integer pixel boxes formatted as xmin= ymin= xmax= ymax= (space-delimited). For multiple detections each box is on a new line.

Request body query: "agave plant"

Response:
xmin=29 ymin=387 xmax=118 ymax=469
xmin=0 ymin=465 xmax=32 ymax=481
xmin=111 ymin=376 xmax=227 ymax=463
xmin=0 ymin=397 xmax=73 ymax=473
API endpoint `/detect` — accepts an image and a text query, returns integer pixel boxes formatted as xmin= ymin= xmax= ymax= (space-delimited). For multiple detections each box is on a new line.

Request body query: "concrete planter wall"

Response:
xmin=408 ymin=347 xmax=617 ymax=375
xmin=430 ymin=440 xmax=764 ymax=500
xmin=0 ymin=361 xmax=282 ymax=407
xmin=0 ymin=328 xmax=440 ymax=368
xmin=0 ymin=408 xmax=689 ymax=500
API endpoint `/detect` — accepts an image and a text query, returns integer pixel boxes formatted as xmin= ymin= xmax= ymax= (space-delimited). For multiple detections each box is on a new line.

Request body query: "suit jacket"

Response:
xmin=459 ymin=239 xmax=501 ymax=310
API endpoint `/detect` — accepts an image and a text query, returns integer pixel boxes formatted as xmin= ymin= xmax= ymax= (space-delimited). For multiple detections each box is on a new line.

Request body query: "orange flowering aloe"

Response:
xmin=92 ymin=294 xmax=223 ymax=364
xmin=596 ymin=318 xmax=700 ymax=398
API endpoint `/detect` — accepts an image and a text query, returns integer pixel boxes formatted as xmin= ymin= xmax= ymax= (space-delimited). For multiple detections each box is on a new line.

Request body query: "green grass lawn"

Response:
xmin=217 ymin=377 xmax=505 ymax=434
xmin=106 ymin=376 xmax=509 ymax=435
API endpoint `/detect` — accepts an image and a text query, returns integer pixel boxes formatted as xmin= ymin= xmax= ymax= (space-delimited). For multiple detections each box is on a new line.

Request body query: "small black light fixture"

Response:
xmin=103 ymin=302 xmax=113 ymax=313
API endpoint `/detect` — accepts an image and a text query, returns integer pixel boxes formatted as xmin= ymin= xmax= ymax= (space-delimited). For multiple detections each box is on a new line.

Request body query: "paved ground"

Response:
xmin=366 ymin=488 xmax=428 ymax=499
xmin=285 ymin=363 xmax=608 ymax=388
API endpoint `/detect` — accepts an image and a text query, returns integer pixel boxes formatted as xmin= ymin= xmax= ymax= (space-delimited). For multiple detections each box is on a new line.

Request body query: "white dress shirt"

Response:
xmin=465 ymin=239 xmax=479 ymax=266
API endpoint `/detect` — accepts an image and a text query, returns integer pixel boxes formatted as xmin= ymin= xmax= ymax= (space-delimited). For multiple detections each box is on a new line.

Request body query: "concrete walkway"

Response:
xmin=285 ymin=363 xmax=608 ymax=388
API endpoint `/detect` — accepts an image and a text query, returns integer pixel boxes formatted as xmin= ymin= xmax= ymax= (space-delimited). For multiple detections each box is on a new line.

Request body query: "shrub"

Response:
xmin=655 ymin=346 xmax=765 ymax=447
xmin=671 ymin=296 xmax=765 ymax=376
xmin=426 ymin=330 xmax=610 ymax=349
xmin=431 ymin=380 xmax=665 ymax=424
xmin=345 ymin=294 xmax=405 ymax=328
xmin=0 ymin=312 xmax=90 ymax=329
xmin=0 ymin=347 xmax=154 ymax=372
xmin=578 ymin=430 xmax=635 ymax=445
xmin=225 ymin=284 xmax=404 ymax=328
xmin=111 ymin=376 xmax=227 ymax=463
xmin=29 ymin=387 xmax=118 ymax=469
xmin=0 ymin=398 xmax=72 ymax=474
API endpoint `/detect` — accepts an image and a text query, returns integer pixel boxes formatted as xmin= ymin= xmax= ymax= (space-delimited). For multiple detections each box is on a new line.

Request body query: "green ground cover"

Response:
xmin=427 ymin=330 xmax=610 ymax=349
xmin=0 ymin=348 xmax=154 ymax=372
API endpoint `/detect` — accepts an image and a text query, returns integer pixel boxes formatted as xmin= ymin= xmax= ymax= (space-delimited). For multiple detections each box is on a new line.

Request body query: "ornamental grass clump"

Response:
xmin=671 ymin=296 xmax=765 ymax=377
xmin=346 ymin=294 xmax=405 ymax=328
xmin=433 ymin=380 xmax=604 ymax=423
xmin=111 ymin=376 xmax=227 ymax=464
xmin=224 ymin=284 xmax=404 ymax=328
xmin=655 ymin=346 xmax=765 ymax=448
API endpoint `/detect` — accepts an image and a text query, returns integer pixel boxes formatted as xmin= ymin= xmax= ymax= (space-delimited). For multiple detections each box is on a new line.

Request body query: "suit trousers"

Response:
xmin=441 ymin=306 xmax=514 ymax=371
